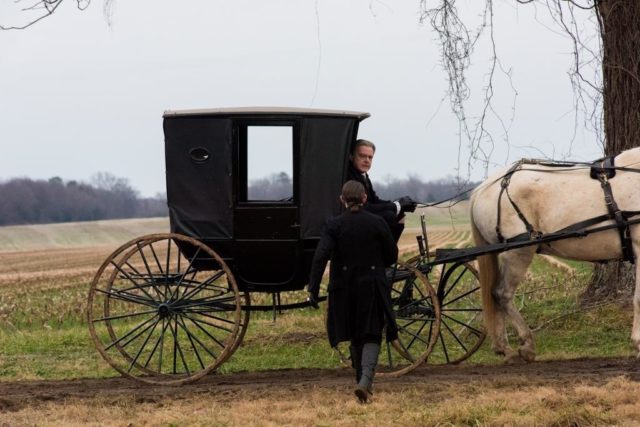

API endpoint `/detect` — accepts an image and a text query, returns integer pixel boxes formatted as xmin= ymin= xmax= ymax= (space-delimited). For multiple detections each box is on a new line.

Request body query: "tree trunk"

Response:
xmin=583 ymin=0 xmax=640 ymax=302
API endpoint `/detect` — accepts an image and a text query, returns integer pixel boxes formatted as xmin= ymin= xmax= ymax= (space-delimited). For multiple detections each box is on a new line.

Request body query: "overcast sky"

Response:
xmin=0 ymin=0 xmax=602 ymax=196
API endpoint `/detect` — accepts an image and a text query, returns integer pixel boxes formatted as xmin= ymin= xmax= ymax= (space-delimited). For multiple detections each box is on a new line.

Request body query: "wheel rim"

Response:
xmin=410 ymin=254 xmax=485 ymax=364
xmin=88 ymin=233 xmax=243 ymax=385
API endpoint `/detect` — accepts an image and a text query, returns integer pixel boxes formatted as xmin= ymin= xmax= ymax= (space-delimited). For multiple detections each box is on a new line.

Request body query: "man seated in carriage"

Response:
xmin=347 ymin=139 xmax=417 ymax=241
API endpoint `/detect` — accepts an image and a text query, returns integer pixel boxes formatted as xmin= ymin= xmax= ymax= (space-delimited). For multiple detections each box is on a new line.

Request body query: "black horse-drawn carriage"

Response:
xmin=88 ymin=108 xmax=484 ymax=385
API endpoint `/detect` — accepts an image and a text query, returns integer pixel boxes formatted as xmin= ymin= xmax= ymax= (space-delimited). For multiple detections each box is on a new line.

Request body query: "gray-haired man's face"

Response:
xmin=351 ymin=146 xmax=374 ymax=174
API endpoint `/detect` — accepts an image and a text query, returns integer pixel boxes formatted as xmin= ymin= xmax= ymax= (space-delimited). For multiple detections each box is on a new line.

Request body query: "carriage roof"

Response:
xmin=163 ymin=106 xmax=370 ymax=120
xmin=164 ymin=107 xmax=370 ymax=244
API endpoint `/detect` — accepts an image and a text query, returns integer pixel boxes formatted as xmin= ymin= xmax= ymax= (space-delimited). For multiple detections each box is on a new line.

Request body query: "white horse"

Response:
xmin=470 ymin=147 xmax=640 ymax=363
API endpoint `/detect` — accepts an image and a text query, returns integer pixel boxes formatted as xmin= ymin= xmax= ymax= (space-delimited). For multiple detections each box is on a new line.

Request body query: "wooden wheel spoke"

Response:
xmin=175 ymin=316 xmax=206 ymax=370
xmin=95 ymin=288 xmax=157 ymax=308
xmin=176 ymin=270 xmax=227 ymax=303
xmin=176 ymin=316 xmax=219 ymax=365
xmin=443 ymin=266 xmax=468 ymax=301
xmin=174 ymin=247 xmax=202 ymax=294
xmin=134 ymin=241 xmax=168 ymax=299
xmin=182 ymin=313 xmax=226 ymax=350
xmin=438 ymin=331 xmax=450 ymax=363
xmin=127 ymin=317 xmax=162 ymax=373
xmin=182 ymin=312 xmax=234 ymax=334
xmin=441 ymin=317 xmax=469 ymax=352
xmin=105 ymin=315 xmax=159 ymax=351
xmin=169 ymin=316 xmax=190 ymax=375
xmin=397 ymin=325 xmax=431 ymax=347
xmin=441 ymin=313 xmax=484 ymax=336
xmin=93 ymin=309 xmax=157 ymax=323
xmin=110 ymin=261 xmax=159 ymax=303
xmin=148 ymin=242 xmax=165 ymax=275
xmin=143 ymin=317 xmax=171 ymax=370
xmin=175 ymin=294 xmax=237 ymax=311
xmin=443 ymin=286 xmax=480 ymax=307
xmin=405 ymin=317 xmax=429 ymax=350
xmin=165 ymin=239 xmax=173 ymax=299
xmin=180 ymin=309 xmax=237 ymax=326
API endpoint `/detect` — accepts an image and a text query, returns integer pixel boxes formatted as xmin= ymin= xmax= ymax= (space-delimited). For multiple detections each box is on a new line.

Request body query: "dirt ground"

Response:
xmin=1 ymin=357 xmax=639 ymax=412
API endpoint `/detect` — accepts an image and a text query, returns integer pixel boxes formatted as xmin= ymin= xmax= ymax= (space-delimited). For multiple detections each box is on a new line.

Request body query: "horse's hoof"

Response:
xmin=518 ymin=348 xmax=536 ymax=363
xmin=504 ymin=353 xmax=525 ymax=365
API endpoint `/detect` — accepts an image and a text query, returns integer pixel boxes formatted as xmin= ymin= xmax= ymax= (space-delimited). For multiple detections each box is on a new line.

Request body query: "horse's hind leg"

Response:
xmin=631 ymin=252 xmax=640 ymax=356
xmin=495 ymin=247 xmax=537 ymax=363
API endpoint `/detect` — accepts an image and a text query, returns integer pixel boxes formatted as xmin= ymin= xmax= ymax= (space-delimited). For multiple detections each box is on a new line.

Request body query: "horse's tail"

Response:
xmin=469 ymin=205 xmax=499 ymax=344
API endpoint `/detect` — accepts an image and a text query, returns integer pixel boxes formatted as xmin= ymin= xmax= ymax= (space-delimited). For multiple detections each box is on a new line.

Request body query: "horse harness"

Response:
xmin=495 ymin=156 xmax=640 ymax=263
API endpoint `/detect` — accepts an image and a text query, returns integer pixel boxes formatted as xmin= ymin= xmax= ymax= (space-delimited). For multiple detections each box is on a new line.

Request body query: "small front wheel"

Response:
xmin=407 ymin=254 xmax=485 ymax=364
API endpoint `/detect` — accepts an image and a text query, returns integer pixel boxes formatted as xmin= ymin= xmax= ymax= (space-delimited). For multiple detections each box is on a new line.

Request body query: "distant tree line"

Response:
xmin=0 ymin=173 xmax=167 ymax=226
xmin=0 ymin=172 xmax=476 ymax=226
xmin=248 ymin=173 xmax=478 ymax=204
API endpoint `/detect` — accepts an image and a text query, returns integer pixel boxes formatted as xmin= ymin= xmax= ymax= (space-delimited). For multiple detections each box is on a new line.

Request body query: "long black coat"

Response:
xmin=308 ymin=208 xmax=399 ymax=347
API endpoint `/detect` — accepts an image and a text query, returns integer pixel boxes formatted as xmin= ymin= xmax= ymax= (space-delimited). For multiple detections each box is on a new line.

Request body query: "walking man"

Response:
xmin=307 ymin=180 xmax=399 ymax=403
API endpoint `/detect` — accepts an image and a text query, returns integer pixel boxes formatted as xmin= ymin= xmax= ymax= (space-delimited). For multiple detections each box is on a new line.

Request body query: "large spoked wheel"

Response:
xmin=88 ymin=233 xmax=247 ymax=385
xmin=408 ymin=254 xmax=485 ymax=364
xmin=377 ymin=260 xmax=441 ymax=377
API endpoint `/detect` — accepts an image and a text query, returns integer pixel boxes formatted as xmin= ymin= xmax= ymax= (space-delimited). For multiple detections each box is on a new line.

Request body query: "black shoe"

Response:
xmin=354 ymin=385 xmax=371 ymax=403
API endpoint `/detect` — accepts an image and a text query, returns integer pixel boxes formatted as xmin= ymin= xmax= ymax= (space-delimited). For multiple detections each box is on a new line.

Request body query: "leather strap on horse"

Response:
xmin=596 ymin=172 xmax=635 ymax=263
xmin=588 ymin=155 xmax=635 ymax=263
xmin=496 ymin=161 xmax=542 ymax=243
xmin=590 ymin=155 xmax=617 ymax=180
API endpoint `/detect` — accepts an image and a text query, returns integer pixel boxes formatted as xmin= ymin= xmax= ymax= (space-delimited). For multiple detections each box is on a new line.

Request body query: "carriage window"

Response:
xmin=246 ymin=125 xmax=293 ymax=201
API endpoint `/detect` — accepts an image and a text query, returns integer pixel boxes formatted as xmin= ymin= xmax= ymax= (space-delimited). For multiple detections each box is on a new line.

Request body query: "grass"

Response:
xmin=0 ymin=324 xmax=111 ymax=379
xmin=406 ymin=200 xmax=471 ymax=228
xmin=0 ymin=255 xmax=634 ymax=380
xmin=0 ymin=217 xmax=168 ymax=252
xmin=3 ymin=374 xmax=640 ymax=426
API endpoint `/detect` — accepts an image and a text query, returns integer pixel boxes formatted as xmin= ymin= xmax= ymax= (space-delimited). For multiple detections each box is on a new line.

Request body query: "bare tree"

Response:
xmin=423 ymin=0 xmax=640 ymax=300
xmin=0 ymin=0 xmax=116 ymax=30
xmin=586 ymin=1 xmax=640 ymax=301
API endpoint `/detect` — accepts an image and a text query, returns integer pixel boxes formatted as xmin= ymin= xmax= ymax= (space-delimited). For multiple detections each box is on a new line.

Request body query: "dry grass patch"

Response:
xmin=3 ymin=375 xmax=640 ymax=426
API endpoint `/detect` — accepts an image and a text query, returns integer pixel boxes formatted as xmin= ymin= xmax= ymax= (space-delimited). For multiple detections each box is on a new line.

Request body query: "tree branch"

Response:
xmin=0 ymin=0 xmax=92 ymax=30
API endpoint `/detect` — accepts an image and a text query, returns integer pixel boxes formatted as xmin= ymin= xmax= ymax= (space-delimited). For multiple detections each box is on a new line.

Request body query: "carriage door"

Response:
xmin=233 ymin=121 xmax=301 ymax=291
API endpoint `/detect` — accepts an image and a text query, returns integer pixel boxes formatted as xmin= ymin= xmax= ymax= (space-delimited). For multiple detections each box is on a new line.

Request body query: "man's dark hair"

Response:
xmin=342 ymin=180 xmax=366 ymax=207
xmin=352 ymin=139 xmax=376 ymax=154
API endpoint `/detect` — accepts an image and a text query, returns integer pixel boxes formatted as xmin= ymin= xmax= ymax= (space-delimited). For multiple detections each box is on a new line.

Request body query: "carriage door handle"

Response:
xmin=290 ymin=223 xmax=301 ymax=229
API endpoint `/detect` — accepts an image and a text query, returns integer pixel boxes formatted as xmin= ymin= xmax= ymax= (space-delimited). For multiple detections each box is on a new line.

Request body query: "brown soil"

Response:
xmin=1 ymin=357 xmax=639 ymax=413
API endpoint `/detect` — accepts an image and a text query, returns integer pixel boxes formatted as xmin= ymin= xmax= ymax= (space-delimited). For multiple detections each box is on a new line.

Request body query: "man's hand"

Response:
xmin=307 ymin=292 xmax=320 ymax=309
xmin=397 ymin=196 xmax=417 ymax=213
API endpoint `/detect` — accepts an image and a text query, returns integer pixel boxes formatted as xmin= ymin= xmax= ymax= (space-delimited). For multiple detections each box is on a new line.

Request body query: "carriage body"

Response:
xmin=163 ymin=107 xmax=369 ymax=292
xmin=89 ymin=107 xmax=484 ymax=385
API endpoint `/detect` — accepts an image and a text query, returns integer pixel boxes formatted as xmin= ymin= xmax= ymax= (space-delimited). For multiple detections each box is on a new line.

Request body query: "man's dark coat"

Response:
xmin=346 ymin=164 xmax=397 ymax=216
xmin=346 ymin=164 xmax=404 ymax=241
xmin=308 ymin=208 xmax=399 ymax=347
